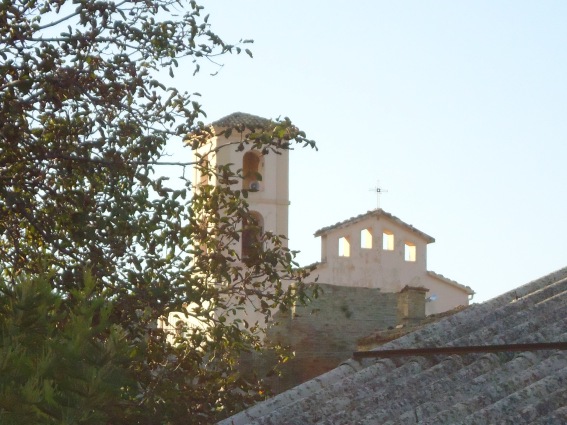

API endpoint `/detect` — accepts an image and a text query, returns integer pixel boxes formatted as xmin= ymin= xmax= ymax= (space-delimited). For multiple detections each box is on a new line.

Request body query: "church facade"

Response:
xmin=312 ymin=209 xmax=474 ymax=315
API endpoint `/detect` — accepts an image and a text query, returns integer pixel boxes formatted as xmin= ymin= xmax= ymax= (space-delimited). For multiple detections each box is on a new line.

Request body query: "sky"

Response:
xmin=165 ymin=1 xmax=567 ymax=303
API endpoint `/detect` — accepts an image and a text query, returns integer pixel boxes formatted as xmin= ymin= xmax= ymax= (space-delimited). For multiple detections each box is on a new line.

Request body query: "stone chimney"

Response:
xmin=397 ymin=286 xmax=428 ymax=325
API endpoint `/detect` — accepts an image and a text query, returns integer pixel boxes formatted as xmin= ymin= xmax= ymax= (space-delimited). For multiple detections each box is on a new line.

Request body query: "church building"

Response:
xmin=312 ymin=209 xmax=474 ymax=315
xmin=194 ymin=111 xmax=474 ymax=316
xmin=190 ymin=111 xmax=476 ymax=393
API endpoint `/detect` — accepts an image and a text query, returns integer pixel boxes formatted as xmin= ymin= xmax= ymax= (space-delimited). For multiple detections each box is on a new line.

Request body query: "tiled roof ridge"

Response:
xmin=217 ymin=360 xmax=362 ymax=425
xmin=531 ymin=403 xmax=567 ymax=424
xmin=244 ymin=300 xmax=567 ymax=424
xmin=358 ymin=305 xmax=468 ymax=349
xmin=246 ymin=328 xmax=567 ymax=424
xmin=327 ymin=350 xmax=567 ymax=424
xmin=313 ymin=209 xmax=435 ymax=243
xmin=372 ymin=268 xmax=567 ymax=356
xmin=210 ymin=111 xmax=272 ymax=129
xmin=427 ymin=270 xmax=475 ymax=295
xmin=446 ymin=353 xmax=567 ymax=424
xmin=218 ymin=265 xmax=567 ymax=424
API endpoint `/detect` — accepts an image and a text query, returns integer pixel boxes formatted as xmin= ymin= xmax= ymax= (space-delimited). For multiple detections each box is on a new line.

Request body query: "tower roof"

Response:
xmin=211 ymin=112 xmax=272 ymax=129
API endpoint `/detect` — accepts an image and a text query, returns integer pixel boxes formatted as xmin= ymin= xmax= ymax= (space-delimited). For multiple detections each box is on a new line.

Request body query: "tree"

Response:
xmin=0 ymin=273 xmax=132 ymax=424
xmin=0 ymin=0 xmax=316 ymax=422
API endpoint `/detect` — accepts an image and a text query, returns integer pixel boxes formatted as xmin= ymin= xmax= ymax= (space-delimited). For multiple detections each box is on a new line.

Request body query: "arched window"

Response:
xmin=338 ymin=236 xmax=351 ymax=257
xmin=404 ymin=242 xmax=416 ymax=262
xmin=360 ymin=228 xmax=372 ymax=249
xmin=242 ymin=211 xmax=264 ymax=259
xmin=383 ymin=231 xmax=394 ymax=251
xmin=243 ymin=151 xmax=262 ymax=191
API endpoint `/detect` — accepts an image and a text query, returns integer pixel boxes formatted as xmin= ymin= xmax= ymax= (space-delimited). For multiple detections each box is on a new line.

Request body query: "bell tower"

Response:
xmin=193 ymin=112 xmax=290 ymax=257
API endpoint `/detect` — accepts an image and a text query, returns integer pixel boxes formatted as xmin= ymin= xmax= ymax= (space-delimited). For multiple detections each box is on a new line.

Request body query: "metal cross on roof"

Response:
xmin=369 ymin=180 xmax=388 ymax=208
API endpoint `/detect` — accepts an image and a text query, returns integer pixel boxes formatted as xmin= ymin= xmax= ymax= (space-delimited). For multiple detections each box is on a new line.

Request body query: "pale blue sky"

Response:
xmin=166 ymin=1 xmax=567 ymax=303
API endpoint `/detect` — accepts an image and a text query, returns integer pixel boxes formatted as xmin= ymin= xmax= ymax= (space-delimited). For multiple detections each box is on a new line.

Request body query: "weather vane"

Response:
xmin=369 ymin=180 xmax=388 ymax=209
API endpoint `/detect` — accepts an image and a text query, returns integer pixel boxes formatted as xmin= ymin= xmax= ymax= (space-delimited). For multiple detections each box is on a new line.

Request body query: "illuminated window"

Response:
xmin=383 ymin=231 xmax=394 ymax=251
xmin=338 ymin=237 xmax=351 ymax=257
xmin=404 ymin=242 xmax=416 ymax=262
xmin=243 ymin=151 xmax=262 ymax=191
xmin=360 ymin=228 xmax=372 ymax=249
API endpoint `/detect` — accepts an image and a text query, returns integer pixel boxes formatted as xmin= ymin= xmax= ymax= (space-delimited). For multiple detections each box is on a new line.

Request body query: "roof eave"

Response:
xmin=427 ymin=270 xmax=475 ymax=295
xmin=314 ymin=209 xmax=435 ymax=243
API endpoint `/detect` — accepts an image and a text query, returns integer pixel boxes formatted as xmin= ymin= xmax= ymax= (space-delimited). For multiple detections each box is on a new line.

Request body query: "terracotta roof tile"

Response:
xmin=313 ymin=209 xmax=435 ymax=244
xmin=211 ymin=112 xmax=272 ymax=129
xmin=219 ymin=266 xmax=567 ymax=424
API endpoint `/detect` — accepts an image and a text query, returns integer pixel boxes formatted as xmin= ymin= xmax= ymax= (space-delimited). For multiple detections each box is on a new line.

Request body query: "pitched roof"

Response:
xmin=211 ymin=112 xmax=272 ymax=129
xmin=314 ymin=209 xmax=435 ymax=244
xmin=428 ymin=271 xmax=475 ymax=296
xmin=219 ymin=266 xmax=567 ymax=424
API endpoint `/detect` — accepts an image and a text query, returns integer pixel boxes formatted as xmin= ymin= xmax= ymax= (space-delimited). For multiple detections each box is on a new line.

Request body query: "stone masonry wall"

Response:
xmin=255 ymin=284 xmax=403 ymax=393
